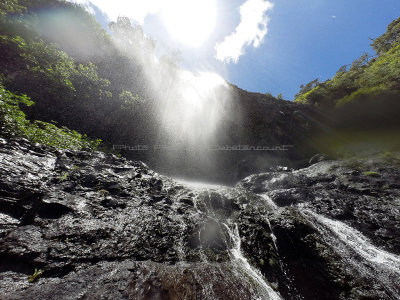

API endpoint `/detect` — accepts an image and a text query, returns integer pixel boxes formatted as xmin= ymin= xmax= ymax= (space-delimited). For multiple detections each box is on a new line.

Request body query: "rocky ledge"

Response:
xmin=0 ymin=138 xmax=399 ymax=299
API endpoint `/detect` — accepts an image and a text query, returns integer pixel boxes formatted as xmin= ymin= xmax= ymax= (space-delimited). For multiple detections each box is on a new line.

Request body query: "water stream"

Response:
xmin=173 ymin=178 xmax=400 ymax=299
xmin=175 ymin=179 xmax=282 ymax=299
xmin=223 ymin=222 xmax=283 ymax=300
xmin=299 ymin=206 xmax=400 ymax=299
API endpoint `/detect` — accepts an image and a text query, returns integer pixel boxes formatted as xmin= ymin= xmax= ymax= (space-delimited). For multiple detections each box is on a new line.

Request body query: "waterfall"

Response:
xmin=175 ymin=179 xmax=282 ymax=299
xmin=299 ymin=206 xmax=400 ymax=299
xmin=173 ymin=178 xmax=229 ymax=191
xmin=259 ymin=194 xmax=302 ymax=299
xmin=259 ymin=193 xmax=278 ymax=210
xmin=224 ymin=223 xmax=283 ymax=300
xmin=152 ymin=70 xmax=232 ymax=180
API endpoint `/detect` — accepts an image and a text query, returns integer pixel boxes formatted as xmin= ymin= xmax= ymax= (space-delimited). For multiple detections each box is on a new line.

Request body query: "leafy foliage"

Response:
xmin=294 ymin=78 xmax=320 ymax=99
xmin=372 ymin=18 xmax=400 ymax=54
xmin=109 ymin=16 xmax=156 ymax=61
xmin=1 ymin=0 xmax=398 ymax=164
xmin=0 ymin=0 xmax=25 ymax=16
xmin=0 ymin=83 xmax=101 ymax=150
xmin=28 ymin=268 xmax=43 ymax=283
xmin=295 ymin=17 xmax=400 ymax=107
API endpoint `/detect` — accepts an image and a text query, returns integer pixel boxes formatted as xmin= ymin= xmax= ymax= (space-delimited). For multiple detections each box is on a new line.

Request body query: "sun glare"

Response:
xmin=161 ymin=0 xmax=216 ymax=47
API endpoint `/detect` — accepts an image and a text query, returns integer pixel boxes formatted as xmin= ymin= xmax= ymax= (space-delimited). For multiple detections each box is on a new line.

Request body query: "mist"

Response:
xmin=107 ymin=17 xmax=238 ymax=180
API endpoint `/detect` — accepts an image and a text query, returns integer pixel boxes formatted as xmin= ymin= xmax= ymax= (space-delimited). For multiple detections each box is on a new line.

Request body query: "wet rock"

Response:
xmin=178 ymin=197 xmax=194 ymax=206
xmin=0 ymin=138 xmax=275 ymax=299
xmin=100 ymin=197 xmax=126 ymax=209
xmin=1 ymin=138 xmax=399 ymax=300
xmin=238 ymin=157 xmax=400 ymax=299
xmin=239 ymin=159 xmax=400 ymax=254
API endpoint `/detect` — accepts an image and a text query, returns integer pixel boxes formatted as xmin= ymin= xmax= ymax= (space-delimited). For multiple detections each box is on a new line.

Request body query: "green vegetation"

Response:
xmin=0 ymin=83 xmax=101 ymax=149
xmin=58 ymin=172 xmax=69 ymax=181
xmin=294 ymin=19 xmax=400 ymax=158
xmin=0 ymin=0 xmax=180 ymax=151
xmin=98 ymin=189 xmax=110 ymax=197
xmin=0 ymin=0 xmax=398 ymax=164
xmin=268 ymin=258 xmax=277 ymax=269
xmin=294 ymin=17 xmax=400 ymax=107
xmin=372 ymin=18 xmax=400 ymax=54
xmin=28 ymin=268 xmax=43 ymax=283
xmin=362 ymin=171 xmax=381 ymax=177
xmin=381 ymin=151 xmax=400 ymax=165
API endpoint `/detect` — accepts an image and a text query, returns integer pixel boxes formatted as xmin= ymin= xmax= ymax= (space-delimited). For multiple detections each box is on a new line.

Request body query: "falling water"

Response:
xmin=299 ymin=206 xmax=400 ymax=299
xmin=259 ymin=194 xmax=301 ymax=299
xmin=173 ymin=178 xmax=230 ymax=191
xmin=259 ymin=193 xmax=279 ymax=210
xmin=148 ymin=66 xmax=234 ymax=180
xmin=153 ymin=69 xmax=231 ymax=152
xmin=158 ymin=70 xmax=230 ymax=144
xmin=224 ymin=223 xmax=283 ymax=300
xmin=174 ymin=179 xmax=282 ymax=299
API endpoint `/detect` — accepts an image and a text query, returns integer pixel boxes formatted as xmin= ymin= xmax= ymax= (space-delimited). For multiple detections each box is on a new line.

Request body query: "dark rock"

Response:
xmin=100 ymin=197 xmax=126 ymax=209
xmin=1 ymin=138 xmax=399 ymax=300
xmin=178 ymin=197 xmax=194 ymax=206
xmin=151 ymin=194 xmax=166 ymax=203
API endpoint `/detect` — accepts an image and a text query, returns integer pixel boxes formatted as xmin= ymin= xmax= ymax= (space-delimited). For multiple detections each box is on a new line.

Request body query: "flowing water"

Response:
xmin=150 ymin=70 xmax=234 ymax=180
xmin=299 ymin=206 xmax=400 ymax=299
xmin=175 ymin=179 xmax=282 ymax=299
xmin=173 ymin=178 xmax=400 ymax=299
xmin=224 ymin=222 xmax=283 ymax=300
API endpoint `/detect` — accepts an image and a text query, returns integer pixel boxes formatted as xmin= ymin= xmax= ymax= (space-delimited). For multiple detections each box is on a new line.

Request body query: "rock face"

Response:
xmin=125 ymin=85 xmax=323 ymax=185
xmin=0 ymin=137 xmax=399 ymax=299
xmin=239 ymin=157 xmax=400 ymax=299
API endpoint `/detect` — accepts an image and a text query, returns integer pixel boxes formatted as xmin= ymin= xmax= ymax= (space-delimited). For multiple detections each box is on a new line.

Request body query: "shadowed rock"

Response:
xmin=1 ymin=137 xmax=399 ymax=299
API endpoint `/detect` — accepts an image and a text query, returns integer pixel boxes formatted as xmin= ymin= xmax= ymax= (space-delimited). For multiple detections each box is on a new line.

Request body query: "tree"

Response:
xmin=372 ymin=17 xmax=400 ymax=54
xmin=336 ymin=65 xmax=349 ymax=75
xmin=295 ymin=78 xmax=320 ymax=98
xmin=0 ymin=0 xmax=25 ymax=16
xmin=109 ymin=16 xmax=155 ymax=60
xmin=350 ymin=52 xmax=369 ymax=70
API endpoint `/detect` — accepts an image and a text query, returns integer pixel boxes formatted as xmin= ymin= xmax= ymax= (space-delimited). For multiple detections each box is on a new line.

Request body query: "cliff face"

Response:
xmin=1 ymin=137 xmax=399 ymax=299
xmin=134 ymin=85 xmax=324 ymax=184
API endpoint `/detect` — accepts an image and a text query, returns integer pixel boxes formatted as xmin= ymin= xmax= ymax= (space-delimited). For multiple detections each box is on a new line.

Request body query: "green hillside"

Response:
xmin=294 ymin=18 xmax=400 ymax=108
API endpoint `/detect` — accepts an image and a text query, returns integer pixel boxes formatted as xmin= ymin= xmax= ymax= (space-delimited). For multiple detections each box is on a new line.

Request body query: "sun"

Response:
xmin=161 ymin=0 xmax=217 ymax=47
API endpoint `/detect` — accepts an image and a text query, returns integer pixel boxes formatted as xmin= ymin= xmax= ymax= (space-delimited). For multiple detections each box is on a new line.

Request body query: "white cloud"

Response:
xmin=215 ymin=0 xmax=273 ymax=63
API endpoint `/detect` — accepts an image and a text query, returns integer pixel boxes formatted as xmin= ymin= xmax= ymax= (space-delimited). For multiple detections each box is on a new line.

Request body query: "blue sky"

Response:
xmin=226 ymin=0 xmax=400 ymax=99
xmin=71 ymin=0 xmax=400 ymax=100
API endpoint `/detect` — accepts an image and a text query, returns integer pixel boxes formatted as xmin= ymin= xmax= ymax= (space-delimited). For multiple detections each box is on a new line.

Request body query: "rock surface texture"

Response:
xmin=0 ymin=137 xmax=399 ymax=299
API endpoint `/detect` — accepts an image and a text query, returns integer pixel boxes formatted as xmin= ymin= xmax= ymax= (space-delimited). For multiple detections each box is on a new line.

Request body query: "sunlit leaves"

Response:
xmin=0 ymin=83 xmax=101 ymax=149
xmin=295 ymin=18 xmax=400 ymax=108
xmin=109 ymin=16 xmax=156 ymax=61
xmin=372 ymin=17 xmax=400 ymax=54
xmin=0 ymin=0 xmax=25 ymax=16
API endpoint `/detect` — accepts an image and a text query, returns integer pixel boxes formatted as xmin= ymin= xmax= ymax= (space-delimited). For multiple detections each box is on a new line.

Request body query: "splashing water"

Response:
xmin=224 ymin=223 xmax=283 ymax=300
xmin=146 ymin=65 xmax=234 ymax=179
xmin=173 ymin=179 xmax=283 ymax=299
xmin=299 ymin=207 xmax=400 ymax=299
xmin=259 ymin=193 xmax=279 ymax=210
xmin=173 ymin=177 xmax=231 ymax=191
xmin=158 ymin=70 xmax=230 ymax=147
